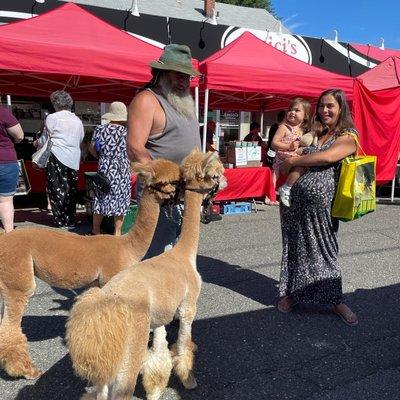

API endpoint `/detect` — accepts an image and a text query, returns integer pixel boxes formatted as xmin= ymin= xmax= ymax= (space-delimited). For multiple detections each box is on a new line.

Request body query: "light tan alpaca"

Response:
xmin=66 ymin=150 xmax=226 ymax=400
xmin=0 ymin=158 xmax=181 ymax=380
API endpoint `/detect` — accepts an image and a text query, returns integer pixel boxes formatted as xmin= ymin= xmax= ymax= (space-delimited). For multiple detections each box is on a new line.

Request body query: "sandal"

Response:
xmin=85 ymin=231 xmax=97 ymax=236
xmin=332 ymin=304 xmax=358 ymax=326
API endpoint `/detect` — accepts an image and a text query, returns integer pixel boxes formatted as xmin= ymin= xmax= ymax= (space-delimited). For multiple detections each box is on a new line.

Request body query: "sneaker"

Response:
xmin=279 ymin=185 xmax=291 ymax=207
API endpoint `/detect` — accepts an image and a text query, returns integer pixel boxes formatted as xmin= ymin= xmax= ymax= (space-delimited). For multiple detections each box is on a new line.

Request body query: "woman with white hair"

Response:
xmin=34 ymin=90 xmax=84 ymax=229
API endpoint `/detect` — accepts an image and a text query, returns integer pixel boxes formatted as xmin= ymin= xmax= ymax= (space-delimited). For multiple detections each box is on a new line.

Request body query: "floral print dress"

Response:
xmin=278 ymin=129 xmax=358 ymax=304
xmin=92 ymin=124 xmax=131 ymax=216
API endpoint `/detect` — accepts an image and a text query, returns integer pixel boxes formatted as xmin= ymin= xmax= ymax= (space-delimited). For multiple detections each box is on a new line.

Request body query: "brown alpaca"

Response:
xmin=0 ymin=158 xmax=181 ymax=380
xmin=66 ymin=150 xmax=226 ymax=400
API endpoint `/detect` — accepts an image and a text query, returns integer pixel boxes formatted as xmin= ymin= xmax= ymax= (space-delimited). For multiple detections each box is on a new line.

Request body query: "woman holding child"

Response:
xmin=276 ymin=89 xmax=359 ymax=326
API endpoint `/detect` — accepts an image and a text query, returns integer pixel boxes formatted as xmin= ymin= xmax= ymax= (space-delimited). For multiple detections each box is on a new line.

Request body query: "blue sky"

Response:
xmin=274 ymin=0 xmax=400 ymax=50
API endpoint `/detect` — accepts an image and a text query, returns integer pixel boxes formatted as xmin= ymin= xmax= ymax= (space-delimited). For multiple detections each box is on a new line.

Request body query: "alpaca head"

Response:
xmin=132 ymin=159 xmax=181 ymax=202
xmin=180 ymin=150 xmax=226 ymax=193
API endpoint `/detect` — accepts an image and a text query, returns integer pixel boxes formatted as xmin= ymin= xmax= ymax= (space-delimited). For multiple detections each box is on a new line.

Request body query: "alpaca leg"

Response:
xmin=109 ymin=321 xmax=150 ymax=400
xmin=0 ymin=288 xmax=41 ymax=379
xmin=80 ymin=385 xmax=109 ymax=400
xmin=171 ymin=312 xmax=197 ymax=390
xmin=142 ymin=326 xmax=173 ymax=400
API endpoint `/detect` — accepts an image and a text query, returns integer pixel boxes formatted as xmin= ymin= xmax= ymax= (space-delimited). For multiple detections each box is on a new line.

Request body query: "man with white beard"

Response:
xmin=127 ymin=44 xmax=201 ymax=258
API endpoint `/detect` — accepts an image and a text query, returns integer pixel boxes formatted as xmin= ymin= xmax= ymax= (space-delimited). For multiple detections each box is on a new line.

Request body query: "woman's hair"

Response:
xmin=315 ymin=89 xmax=354 ymax=134
xmin=288 ymin=97 xmax=311 ymax=132
xmin=50 ymin=90 xmax=73 ymax=111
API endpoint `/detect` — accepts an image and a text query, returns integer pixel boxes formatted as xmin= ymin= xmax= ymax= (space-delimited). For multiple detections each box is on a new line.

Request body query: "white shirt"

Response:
xmin=39 ymin=110 xmax=84 ymax=170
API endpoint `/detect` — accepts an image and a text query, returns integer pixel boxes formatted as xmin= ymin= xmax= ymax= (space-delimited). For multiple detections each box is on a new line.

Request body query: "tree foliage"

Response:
xmin=217 ymin=0 xmax=277 ymax=17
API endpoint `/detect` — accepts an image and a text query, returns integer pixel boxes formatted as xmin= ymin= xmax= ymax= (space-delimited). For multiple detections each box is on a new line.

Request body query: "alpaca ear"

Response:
xmin=132 ymin=162 xmax=155 ymax=184
xmin=203 ymin=151 xmax=219 ymax=169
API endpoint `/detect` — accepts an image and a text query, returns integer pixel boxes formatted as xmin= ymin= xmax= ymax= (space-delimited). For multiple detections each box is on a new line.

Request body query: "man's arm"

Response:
xmin=127 ymin=91 xmax=156 ymax=163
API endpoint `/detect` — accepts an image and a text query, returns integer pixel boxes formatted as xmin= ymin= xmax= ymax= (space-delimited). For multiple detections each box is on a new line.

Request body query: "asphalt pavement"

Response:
xmin=0 ymin=198 xmax=399 ymax=399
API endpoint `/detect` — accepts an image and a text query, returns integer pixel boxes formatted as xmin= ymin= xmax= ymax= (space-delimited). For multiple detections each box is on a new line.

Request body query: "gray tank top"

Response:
xmin=145 ymin=89 xmax=201 ymax=164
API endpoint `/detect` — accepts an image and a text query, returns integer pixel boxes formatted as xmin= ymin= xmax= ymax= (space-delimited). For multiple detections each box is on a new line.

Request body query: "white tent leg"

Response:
xmin=391 ymin=176 xmax=395 ymax=203
xmin=202 ymin=89 xmax=209 ymax=153
xmin=260 ymin=112 xmax=264 ymax=136
xmin=195 ymin=86 xmax=199 ymax=121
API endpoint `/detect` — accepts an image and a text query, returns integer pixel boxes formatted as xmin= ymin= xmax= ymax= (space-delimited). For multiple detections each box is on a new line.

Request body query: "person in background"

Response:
xmin=243 ymin=120 xmax=268 ymax=163
xmin=0 ymin=105 xmax=24 ymax=232
xmin=34 ymin=90 xmax=84 ymax=230
xmin=89 ymin=102 xmax=131 ymax=236
xmin=203 ymin=120 xmax=217 ymax=152
xmin=277 ymin=88 xmax=359 ymax=326
xmin=127 ymin=44 xmax=201 ymax=258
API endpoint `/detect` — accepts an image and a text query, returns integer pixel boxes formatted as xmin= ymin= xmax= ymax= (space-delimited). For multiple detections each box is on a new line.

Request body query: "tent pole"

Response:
xmin=260 ymin=112 xmax=264 ymax=136
xmin=202 ymin=89 xmax=209 ymax=153
xmin=195 ymin=86 xmax=199 ymax=121
xmin=216 ymin=109 xmax=221 ymax=152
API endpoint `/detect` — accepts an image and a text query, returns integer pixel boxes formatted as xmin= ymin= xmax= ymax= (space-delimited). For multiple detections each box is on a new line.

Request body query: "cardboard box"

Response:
xmin=226 ymin=147 xmax=247 ymax=168
xmin=246 ymin=146 xmax=261 ymax=161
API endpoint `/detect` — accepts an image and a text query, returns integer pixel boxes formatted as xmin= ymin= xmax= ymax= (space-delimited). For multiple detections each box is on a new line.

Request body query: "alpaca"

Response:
xmin=66 ymin=150 xmax=226 ymax=400
xmin=0 ymin=158 xmax=181 ymax=380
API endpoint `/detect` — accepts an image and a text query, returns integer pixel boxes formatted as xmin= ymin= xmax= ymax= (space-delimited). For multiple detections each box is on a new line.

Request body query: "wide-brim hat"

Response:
xmin=102 ymin=101 xmax=127 ymax=122
xmin=150 ymin=44 xmax=201 ymax=77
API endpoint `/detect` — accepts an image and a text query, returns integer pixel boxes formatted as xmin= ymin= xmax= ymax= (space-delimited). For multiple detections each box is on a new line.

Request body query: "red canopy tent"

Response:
xmin=0 ymin=3 xmax=198 ymax=102
xmin=351 ymin=44 xmax=400 ymax=63
xmin=199 ymin=32 xmax=355 ymax=112
xmin=352 ymin=57 xmax=400 ymax=182
xmin=358 ymin=56 xmax=400 ymax=92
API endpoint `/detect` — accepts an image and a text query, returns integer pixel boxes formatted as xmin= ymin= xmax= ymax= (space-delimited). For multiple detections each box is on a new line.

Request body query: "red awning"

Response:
xmin=353 ymin=80 xmax=400 ymax=182
xmin=199 ymin=32 xmax=354 ymax=110
xmin=0 ymin=3 xmax=198 ymax=102
xmin=358 ymin=56 xmax=400 ymax=91
xmin=351 ymin=43 xmax=400 ymax=62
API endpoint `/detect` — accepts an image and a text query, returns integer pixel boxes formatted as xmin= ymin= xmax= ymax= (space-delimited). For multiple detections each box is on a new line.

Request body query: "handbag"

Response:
xmin=91 ymin=171 xmax=111 ymax=195
xmin=90 ymin=136 xmax=119 ymax=196
xmin=15 ymin=160 xmax=31 ymax=196
xmin=332 ymin=132 xmax=376 ymax=222
xmin=32 ymin=125 xmax=52 ymax=169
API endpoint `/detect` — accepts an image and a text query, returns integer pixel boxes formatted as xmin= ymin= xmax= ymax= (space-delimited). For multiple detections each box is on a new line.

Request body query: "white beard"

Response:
xmin=158 ymin=74 xmax=196 ymax=119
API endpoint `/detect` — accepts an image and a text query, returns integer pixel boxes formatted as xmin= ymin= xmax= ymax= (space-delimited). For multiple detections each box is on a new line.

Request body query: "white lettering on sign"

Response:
xmin=221 ymin=28 xmax=312 ymax=64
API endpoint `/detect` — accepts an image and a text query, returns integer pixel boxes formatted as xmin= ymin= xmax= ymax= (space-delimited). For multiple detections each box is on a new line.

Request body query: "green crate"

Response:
xmin=121 ymin=202 xmax=138 ymax=234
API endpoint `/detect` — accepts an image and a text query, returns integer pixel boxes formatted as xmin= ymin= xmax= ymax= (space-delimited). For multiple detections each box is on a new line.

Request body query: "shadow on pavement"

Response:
xmin=50 ymin=287 xmax=85 ymax=312
xmin=197 ymin=255 xmax=279 ymax=307
xmin=15 ymin=355 xmax=86 ymax=400
xmin=170 ymin=283 xmax=400 ymax=399
xmin=22 ymin=315 xmax=67 ymax=342
xmin=13 ymin=261 xmax=400 ymax=399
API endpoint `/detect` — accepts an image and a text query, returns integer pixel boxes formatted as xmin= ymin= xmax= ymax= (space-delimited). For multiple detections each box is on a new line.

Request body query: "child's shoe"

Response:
xmin=279 ymin=184 xmax=291 ymax=207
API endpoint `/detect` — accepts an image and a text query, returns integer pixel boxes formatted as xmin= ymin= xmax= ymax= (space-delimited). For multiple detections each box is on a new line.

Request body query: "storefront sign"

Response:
xmin=221 ymin=110 xmax=239 ymax=124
